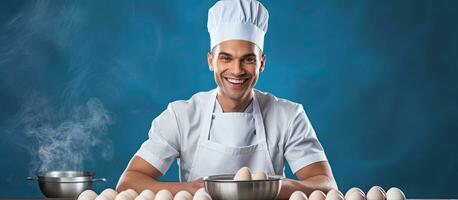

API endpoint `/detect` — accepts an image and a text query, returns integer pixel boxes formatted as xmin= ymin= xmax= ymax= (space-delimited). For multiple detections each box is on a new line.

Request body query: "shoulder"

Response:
xmin=255 ymin=89 xmax=303 ymax=115
xmin=168 ymin=90 xmax=214 ymax=114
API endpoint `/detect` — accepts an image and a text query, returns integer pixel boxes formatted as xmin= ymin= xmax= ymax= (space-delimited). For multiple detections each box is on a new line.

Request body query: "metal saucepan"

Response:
xmin=27 ymin=170 xmax=106 ymax=198
xmin=204 ymin=174 xmax=282 ymax=200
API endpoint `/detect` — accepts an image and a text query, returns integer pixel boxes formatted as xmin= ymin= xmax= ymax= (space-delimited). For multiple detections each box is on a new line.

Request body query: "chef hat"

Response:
xmin=207 ymin=0 xmax=269 ymax=51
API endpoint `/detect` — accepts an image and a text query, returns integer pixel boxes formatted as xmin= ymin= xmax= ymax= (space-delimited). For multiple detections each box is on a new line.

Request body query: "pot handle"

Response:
xmin=92 ymin=177 xmax=107 ymax=182
xmin=26 ymin=176 xmax=37 ymax=181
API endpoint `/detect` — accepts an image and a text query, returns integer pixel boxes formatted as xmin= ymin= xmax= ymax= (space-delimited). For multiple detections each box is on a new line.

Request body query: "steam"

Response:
xmin=17 ymin=94 xmax=113 ymax=173
xmin=0 ymin=1 xmax=114 ymax=173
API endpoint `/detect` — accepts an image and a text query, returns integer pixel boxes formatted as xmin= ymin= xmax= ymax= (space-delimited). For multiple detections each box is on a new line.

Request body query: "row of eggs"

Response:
xmin=77 ymin=188 xmax=212 ymax=200
xmin=289 ymin=186 xmax=406 ymax=200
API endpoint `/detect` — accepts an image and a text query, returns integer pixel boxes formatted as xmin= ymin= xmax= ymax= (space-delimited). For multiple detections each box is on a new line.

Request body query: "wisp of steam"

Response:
xmin=17 ymin=95 xmax=113 ymax=173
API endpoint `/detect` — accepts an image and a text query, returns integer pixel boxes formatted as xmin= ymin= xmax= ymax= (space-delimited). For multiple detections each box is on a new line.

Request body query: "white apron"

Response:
xmin=188 ymin=90 xmax=275 ymax=181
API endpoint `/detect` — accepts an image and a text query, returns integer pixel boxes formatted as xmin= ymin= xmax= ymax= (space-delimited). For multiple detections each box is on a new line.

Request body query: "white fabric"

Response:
xmin=135 ymin=89 xmax=328 ymax=182
xmin=187 ymin=90 xmax=275 ymax=181
xmin=208 ymin=0 xmax=269 ymax=50
xmin=209 ymin=100 xmax=257 ymax=147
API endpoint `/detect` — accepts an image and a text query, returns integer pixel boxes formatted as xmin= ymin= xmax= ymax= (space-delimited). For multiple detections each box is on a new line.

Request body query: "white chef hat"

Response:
xmin=207 ymin=0 xmax=269 ymax=51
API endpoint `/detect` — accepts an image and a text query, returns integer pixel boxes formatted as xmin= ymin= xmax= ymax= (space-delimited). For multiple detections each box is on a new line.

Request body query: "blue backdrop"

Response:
xmin=1 ymin=0 xmax=457 ymax=198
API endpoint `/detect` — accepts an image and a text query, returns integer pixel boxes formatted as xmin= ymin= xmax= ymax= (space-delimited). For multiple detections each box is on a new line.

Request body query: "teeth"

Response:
xmin=227 ymin=78 xmax=245 ymax=84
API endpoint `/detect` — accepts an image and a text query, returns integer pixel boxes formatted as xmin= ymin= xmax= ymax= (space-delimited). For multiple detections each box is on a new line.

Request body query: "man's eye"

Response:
xmin=244 ymin=57 xmax=256 ymax=63
xmin=220 ymin=57 xmax=231 ymax=61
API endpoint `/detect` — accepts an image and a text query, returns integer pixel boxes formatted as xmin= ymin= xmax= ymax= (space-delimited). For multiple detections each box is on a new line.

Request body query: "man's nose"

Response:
xmin=230 ymin=60 xmax=244 ymax=75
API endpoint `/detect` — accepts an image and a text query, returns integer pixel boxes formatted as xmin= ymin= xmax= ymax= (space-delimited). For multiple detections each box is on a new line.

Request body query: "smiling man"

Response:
xmin=117 ymin=0 xmax=337 ymax=198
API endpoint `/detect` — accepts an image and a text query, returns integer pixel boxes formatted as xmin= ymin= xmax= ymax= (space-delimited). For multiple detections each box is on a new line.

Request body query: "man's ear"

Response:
xmin=259 ymin=54 xmax=266 ymax=73
xmin=207 ymin=52 xmax=214 ymax=71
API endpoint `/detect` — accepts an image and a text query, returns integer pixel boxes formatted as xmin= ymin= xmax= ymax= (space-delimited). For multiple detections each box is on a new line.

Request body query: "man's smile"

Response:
xmin=223 ymin=76 xmax=249 ymax=88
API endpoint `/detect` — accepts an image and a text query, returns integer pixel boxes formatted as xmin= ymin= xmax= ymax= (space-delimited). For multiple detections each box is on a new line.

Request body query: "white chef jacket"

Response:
xmin=135 ymin=89 xmax=328 ymax=181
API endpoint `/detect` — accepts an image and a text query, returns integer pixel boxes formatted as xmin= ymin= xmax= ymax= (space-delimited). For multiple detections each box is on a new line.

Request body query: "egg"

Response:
xmin=125 ymin=189 xmax=139 ymax=199
xmin=367 ymin=186 xmax=386 ymax=200
xmin=252 ymin=172 xmax=268 ymax=180
xmin=173 ymin=191 xmax=193 ymax=200
xmin=345 ymin=187 xmax=365 ymax=198
xmin=192 ymin=192 xmax=212 ymax=200
xmin=96 ymin=195 xmax=113 ymax=200
xmin=155 ymin=189 xmax=173 ymax=200
xmin=115 ymin=192 xmax=134 ymax=200
xmin=326 ymin=189 xmax=344 ymax=200
xmin=135 ymin=195 xmax=149 ymax=200
xmin=289 ymin=191 xmax=308 ymax=200
xmin=140 ymin=189 xmax=156 ymax=200
xmin=309 ymin=190 xmax=326 ymax=200
xmin=101 ymin=189 xmax=118 ymax=200
xmin=345 ymin=189 xmax=366 ymax=200
xmin=78 ymin=190 xmax=98 ymax=200
xmin=327 ymin=189 xmax=344 ymax=198
xmin=375 ymin=186 xmax=386 ymax=194
xmin=195 ymin=188 xmax=206 ymax=195
xmin=233 ymin=166 xmax=252 ymax=181
xmin=386 ymin=187 xmax=405 ymax=200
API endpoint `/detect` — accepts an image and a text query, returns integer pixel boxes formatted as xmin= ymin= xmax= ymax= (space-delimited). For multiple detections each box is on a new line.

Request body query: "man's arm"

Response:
xmin=276 ymin=161 xmax=338 ymax=199
xmin=116 ymin=156 xmax=204 ymax=195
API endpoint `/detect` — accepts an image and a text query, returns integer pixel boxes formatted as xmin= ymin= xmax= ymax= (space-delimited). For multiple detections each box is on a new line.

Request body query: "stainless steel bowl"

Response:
xmin=204 ymin=174 xmax=282 ymax=200
xmin=27 ymin=171 xmax=106 ymax=198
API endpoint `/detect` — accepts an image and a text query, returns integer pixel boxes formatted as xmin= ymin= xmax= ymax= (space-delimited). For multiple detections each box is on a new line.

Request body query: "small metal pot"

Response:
xmin=27 ymin=171 xmax=106 ymax=198
xmin=204 ymin=174 xmax=282 ymax=200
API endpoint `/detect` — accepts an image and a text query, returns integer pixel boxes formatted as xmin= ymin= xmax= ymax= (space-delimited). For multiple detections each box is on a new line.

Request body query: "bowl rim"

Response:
xmin=203 ymin=174 xmax=283 ymax=182
xmin=35 ymin=170 xmax=94 ymax=182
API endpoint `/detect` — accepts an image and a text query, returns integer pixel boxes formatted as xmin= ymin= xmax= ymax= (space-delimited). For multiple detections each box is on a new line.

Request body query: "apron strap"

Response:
xmin=252 ymin=91 xmax=276 ymax=174
xmin=199 ymin=89 xmax=217 ymax=141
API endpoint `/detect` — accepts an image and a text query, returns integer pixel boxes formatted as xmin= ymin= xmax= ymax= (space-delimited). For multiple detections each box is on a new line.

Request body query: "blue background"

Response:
xmin=1 ymin=0 xmax=457 ymax=198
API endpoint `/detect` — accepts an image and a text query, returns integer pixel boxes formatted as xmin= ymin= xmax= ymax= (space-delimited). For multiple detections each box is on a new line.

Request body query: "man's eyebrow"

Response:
xmin=218 ymin=52 xmax=232 ymax=57
xmin=241 ymin=53 xmax=256 ymax=58
xmin=217 ymin=52 xmax=256 ymax=58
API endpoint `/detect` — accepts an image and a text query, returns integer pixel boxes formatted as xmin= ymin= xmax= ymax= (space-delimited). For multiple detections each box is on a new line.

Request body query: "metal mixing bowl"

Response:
xmin=27 ymin=171 xmax=106 ymax=198
xmin=204 ymin=174 xmax=282 ymax=200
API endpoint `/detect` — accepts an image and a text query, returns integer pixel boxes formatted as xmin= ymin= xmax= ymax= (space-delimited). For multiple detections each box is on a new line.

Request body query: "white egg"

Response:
xmin=125 ymin=189 xmax=139 ymax=199
xmin=78 ymin=190 xmax=98 ymax=200
xmin=135 ymin=195 xmax=149 ymax=200
xmin=252 ymin=172 xmax=268 ymax=180
xmin=140 ymin=189 xmax=156 ymax=200
xmin=233 ymin=166 xmax=252 ymax=181
xmin=327 ymin=189 xmax=344 ymax=197
xmin=309 ymin=190 xmax=326 ymax=200
xmin=345 ymin=187 xmax=365 ymax=198
xmin=326 ymin=189 xmax=344 ymax=200
xmin=96 ymin=195 xmax=112 ymax=200
xmin=173 ymin=191 xmax=193 ymax=200
xmin=367 ymin=186 xmax=386 ymax=200
xmin=386 ymin=187 xmax=405 ymax=200
xmin=115 ymin=192 xmax=133 ymax=200
xmin=375 ymin=186 xmax=386 ymax=194
xmin=154 ymin=189 xmax=173 ymax=200
xmin=289 ymin=191 xmax=308 ymax=200
xmin=345 ymin=190 xmax=366 ymax=200
xmin=195 ymin=188 xmax=206 ymax=195
xmin=101 ymin=189 xmax=118 ymax=200
xmin=192 ymin=192 xmax=212 ymax=200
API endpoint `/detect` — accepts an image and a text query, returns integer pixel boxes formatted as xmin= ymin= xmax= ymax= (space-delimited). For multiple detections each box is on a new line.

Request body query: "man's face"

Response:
xmin=208 ymin=40 xmax=266 ymax=101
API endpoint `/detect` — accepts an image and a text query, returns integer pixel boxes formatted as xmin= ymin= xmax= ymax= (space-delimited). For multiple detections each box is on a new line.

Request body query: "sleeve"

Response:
xmin=135 ymin=103 xmax=181 ymax=175
xmin=284 ymin=104 xmax=328 ymax=174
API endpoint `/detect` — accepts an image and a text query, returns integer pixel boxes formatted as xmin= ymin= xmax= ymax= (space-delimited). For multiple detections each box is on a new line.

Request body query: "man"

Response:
xmin=117 ymin=0 xmax=337 ymax=198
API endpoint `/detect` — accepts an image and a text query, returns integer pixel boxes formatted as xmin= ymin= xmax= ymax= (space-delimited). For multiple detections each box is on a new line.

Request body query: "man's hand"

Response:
xmin=276 ymin=161 xmax=337 ymax=199
xmin=187 ymin=178 xmax=205 ymax=194
xmin=116 ymin=156 xmax=204 ymax=195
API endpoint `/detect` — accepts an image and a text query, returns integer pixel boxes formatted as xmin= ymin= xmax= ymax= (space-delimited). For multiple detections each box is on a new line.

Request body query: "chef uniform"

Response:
xmin=135 ymin=0 xmax=328 ymax=182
